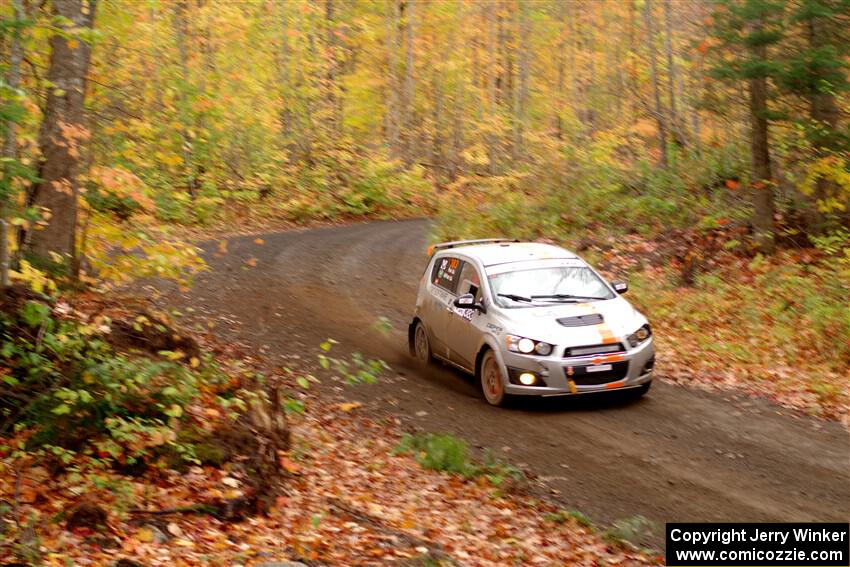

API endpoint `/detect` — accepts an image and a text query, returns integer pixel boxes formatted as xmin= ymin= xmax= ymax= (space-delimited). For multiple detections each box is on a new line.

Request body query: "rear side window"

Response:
xmin=431 ymin=256 xmax=463 ymax=293
xmin=457 ymin=262 xmax=482 ymax=301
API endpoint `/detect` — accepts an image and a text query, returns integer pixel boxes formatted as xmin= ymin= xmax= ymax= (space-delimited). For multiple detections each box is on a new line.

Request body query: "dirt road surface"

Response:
xmin=157 ymin=219 xmax=849 ymax=548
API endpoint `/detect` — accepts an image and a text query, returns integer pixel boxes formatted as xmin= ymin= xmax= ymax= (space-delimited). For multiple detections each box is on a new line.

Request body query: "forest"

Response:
xmin=1 ymin=0 xmax=848 ymax=564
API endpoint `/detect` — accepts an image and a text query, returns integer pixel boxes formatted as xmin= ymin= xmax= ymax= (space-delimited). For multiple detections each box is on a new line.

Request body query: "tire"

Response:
xmin=412 ymin=321 xmax=432 ymax=365
xmin=479 ymin=349 xmax=507 ymax=407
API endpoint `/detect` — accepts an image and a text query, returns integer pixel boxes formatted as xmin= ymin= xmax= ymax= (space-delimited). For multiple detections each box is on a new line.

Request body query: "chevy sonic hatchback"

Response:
xmin=408 ymin=239 xmax=655 ymax=406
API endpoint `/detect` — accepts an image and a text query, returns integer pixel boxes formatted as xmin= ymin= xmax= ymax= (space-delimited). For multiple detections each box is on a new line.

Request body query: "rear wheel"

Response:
xmin=479 ymin=350 xmax=507 ymax=407
xmin=413 ymin=321 xmax=432 ymax=365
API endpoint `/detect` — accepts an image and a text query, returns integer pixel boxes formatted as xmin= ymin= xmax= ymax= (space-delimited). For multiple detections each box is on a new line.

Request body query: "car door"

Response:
xmin=445 ymin=260 xmax=486 ymax=371
xmin=423 ymin=255 xmax=463 ymax=360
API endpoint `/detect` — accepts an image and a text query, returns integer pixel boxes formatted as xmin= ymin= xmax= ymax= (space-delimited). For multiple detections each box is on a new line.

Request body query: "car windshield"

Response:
xmin=489 ymin=266 xmax=614 ymax=307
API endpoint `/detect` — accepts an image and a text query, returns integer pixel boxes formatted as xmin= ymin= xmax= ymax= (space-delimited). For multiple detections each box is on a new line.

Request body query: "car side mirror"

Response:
xmin=454 ymin=293 xmax=484 ymax=311
xmin=612 ymin=280 xmax=629 ymax=294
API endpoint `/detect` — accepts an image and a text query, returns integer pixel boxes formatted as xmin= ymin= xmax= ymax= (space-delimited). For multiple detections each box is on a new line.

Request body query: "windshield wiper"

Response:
xmin=498 ymin=293 xmax=533 ymax=303
xmin=531 ymin=294 xmax=606 ymax=301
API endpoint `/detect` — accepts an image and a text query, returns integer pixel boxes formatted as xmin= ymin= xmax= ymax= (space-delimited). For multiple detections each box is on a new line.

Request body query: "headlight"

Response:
xmin=627 ymin=324 xmax=652 ymax=348
xmin=534 ymin=341 xmax=553 ymax=356
xmin=506 ymin=335 xmax=554 ymax=356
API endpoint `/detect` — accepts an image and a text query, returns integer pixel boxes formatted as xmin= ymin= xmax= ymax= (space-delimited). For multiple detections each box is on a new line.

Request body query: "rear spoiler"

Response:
xmin=426 ymin=238 xmax=519 ymax=256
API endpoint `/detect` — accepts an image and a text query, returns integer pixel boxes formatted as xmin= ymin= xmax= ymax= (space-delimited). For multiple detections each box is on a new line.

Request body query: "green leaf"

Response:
xmin=19 ymin=301 xmax=51 ymax=328
xmin=283 ymin=398 xmax=305 ymax=414
xmin=296 ymin=376 xmax=310 ymax=389
xmin=52 ymin=403 xmax=71 ymax=415
xmin=164 ymin=404 xmax=183 ymax=418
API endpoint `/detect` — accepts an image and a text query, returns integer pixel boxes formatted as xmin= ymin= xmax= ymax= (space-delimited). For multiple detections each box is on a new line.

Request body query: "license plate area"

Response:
xmin=566 ymin=361 xmax=629 ymax=385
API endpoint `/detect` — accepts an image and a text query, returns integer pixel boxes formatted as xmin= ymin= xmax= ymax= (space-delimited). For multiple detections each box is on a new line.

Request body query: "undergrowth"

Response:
xmin=0 ymin=291 xmax=211 ymax=465
xmin=393 ymin=432 xmax=525 ymax=488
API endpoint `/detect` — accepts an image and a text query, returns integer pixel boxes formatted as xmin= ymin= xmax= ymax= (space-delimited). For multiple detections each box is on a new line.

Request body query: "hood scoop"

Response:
xmin=556 ymin=313 xmax=603 ymax=327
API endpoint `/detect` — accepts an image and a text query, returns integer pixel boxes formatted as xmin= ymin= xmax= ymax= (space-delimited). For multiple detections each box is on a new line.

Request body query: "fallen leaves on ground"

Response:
xmin=0 ymin=292 xmax=658 ymax=566
xmin=0 ymin=406 xmax=659 ymax=566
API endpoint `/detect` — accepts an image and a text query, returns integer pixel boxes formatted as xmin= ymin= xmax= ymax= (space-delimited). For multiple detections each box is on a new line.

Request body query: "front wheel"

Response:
xmin=479 ymin=350 xmax=507 ymax=407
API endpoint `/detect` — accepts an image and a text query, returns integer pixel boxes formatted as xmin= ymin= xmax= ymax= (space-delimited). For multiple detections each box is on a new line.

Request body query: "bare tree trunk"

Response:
xmin=325 ymin=0 xmax=342 ymax=135
xmin=555 ymin=0 xmax=566 ymax=140
xmin=628 ymin=0 xmax=639 ymax=127
xmin=277 ymin=0 xmax=295 ymax=161
xmin=2 ymin=0 xmax=24 ymax=284
xmin=385 ymin=0 xmax=401 ymax=160
xmin=0 ymin=219 xmax=9 ymax=287
xmin=449 ymin=4 xmax=466 ymax=180
xmin=430 ymin=66 xmax=443 ymax=174
xmin=614 ymin=36 xmax=625 ymax=127
xmin=486 ymin=0 xmax=498 ymax=175
xmin=806 ymin=14 xmax=842 ymax=230
xmin=173 ymin=0 xmax=197 ymax=200
xmin=497 ymin=8 xmax=507 ymax=107
xmin=512 ymin=0 xmax=529 ymax=161
xmin=24 ymin=0 xmax=97 ymax=272
xmin=692 ymin=42 xmax=704 ymax=154
xmin=568 ymin=1 xmax=582 ymax=133
xmin=748 ymin=19 xmax=775 ymax=253
xmin=3 ymin=0 xmax=24 ymax=165
xmin=195 ymin=0 xmax=214 ymax=190
xmin=663 ymin=0 xmax=680 ymax=145
xmin=401 ymin=0 xmax=415 ymax=166
xmin=585 ymin=12 xmax=596 ymax=133
xmin=643 ymin=0 xmax=668 ymax=169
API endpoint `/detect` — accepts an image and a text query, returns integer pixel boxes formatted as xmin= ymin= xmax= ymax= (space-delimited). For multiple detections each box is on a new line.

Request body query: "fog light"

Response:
xmin=518 ymin=372 xmax=537 ymax=385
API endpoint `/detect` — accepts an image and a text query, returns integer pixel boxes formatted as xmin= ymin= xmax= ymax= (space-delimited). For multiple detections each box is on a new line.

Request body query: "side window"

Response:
xmin=457 ymin=262 xmax=482 ymax=302
xmin=431 ymin=256 xmax=463 ymax=293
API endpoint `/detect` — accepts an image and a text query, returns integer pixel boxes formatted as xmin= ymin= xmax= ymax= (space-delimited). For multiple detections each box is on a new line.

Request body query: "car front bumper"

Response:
xmin=501 ymin=338 xmax=655 ymax=396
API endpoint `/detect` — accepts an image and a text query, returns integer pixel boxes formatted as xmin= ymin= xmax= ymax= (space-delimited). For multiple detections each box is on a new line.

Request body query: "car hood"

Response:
xmin=496 ymin=297 xmax=647 ymax=346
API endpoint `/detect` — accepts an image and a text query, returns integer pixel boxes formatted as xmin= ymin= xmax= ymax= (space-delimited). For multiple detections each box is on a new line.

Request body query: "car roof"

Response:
xmin=440 ymin=242 xmax=578 ymax=267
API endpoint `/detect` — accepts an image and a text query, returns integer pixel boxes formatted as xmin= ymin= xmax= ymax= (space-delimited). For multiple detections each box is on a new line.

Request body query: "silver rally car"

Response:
xmin=408 ymin=239 xmax=655 ymax=406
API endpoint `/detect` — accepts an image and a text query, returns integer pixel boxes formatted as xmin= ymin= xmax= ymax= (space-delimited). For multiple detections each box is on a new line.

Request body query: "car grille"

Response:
xmin=566 ymin=361 xmax=629 ymax=385
xmin=564 ymin=343 xmax=626 ymax=357
xmin=556 ymin=313 xmax=604 ymax=327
